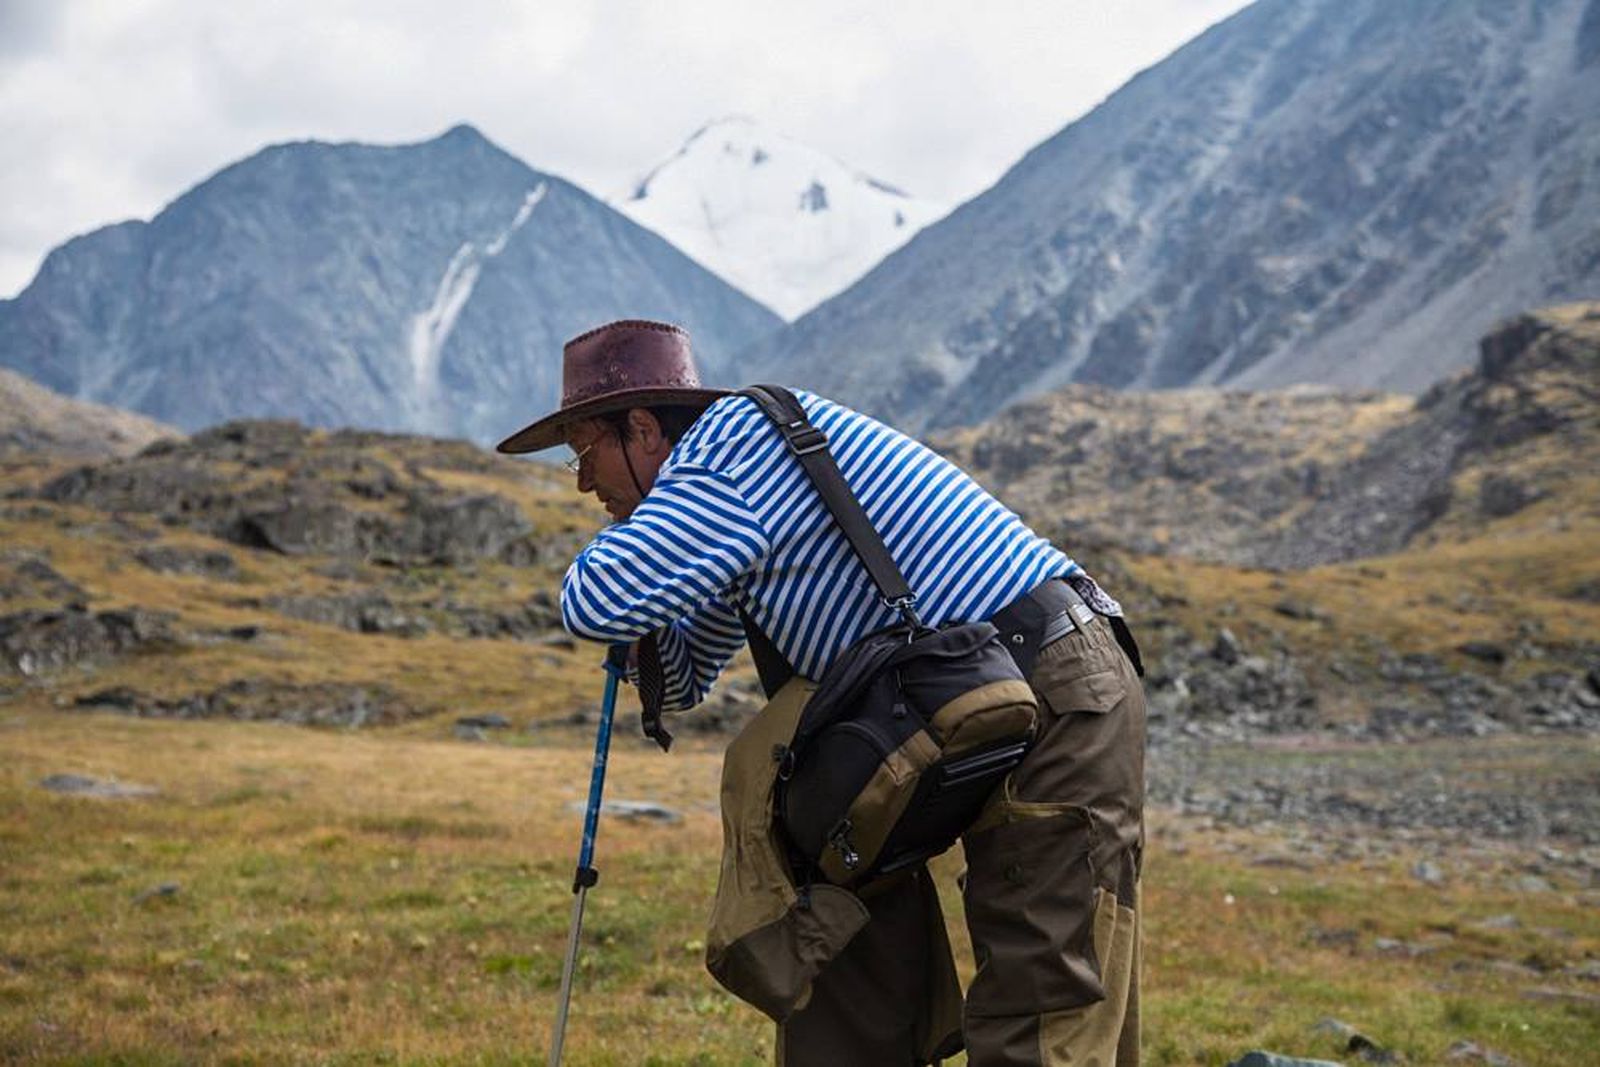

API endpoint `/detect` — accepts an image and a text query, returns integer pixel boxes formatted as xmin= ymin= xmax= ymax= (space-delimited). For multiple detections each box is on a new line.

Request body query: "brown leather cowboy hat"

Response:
xmin=496 ymin=319 xmax=730 ymax=454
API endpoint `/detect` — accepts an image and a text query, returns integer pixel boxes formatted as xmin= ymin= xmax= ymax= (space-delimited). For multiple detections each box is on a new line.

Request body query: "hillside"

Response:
xmin=0 ymin=423 xmax=603 ymax=728
xmin=940 ymin=305 xmax=1600 ymax=570
xmin=0 ymin=306 xmax=1592 ymax=755
xmin=934 ymin=306 xmax=1600 ymax=743
xmin=0 ymin=369 xmax=178 ymax=459
xmin=747 ymin=0 xmax=1600 ymax=432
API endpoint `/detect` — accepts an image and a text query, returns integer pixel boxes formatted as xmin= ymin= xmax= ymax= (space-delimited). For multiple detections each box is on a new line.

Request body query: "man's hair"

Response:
xmin=600 ymin=403 xmax=709 ymax=446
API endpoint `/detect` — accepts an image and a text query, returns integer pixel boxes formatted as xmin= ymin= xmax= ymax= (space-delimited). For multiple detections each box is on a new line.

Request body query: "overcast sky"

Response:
xmin=0 ymin=0 xmax=1252 ymax=298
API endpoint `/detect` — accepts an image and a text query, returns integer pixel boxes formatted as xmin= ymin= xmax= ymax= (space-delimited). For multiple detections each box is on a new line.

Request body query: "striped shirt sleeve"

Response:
xmin=561 ymin=463 xmax=771 ymax=710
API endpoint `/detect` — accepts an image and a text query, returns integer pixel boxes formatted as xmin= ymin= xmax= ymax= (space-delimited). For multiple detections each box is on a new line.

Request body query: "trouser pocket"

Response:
xmin=962 ymin=784 xmax=1103 ymax=1019
xmin=1017 ymin=618 xmax=1142 ymax=814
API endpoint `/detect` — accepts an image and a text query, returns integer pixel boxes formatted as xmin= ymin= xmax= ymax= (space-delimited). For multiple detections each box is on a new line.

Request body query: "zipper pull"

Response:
xmin=772 ymin=743 xmax=795 ymax=781
xmin=827 ymin=820 xmax=860 ymax=870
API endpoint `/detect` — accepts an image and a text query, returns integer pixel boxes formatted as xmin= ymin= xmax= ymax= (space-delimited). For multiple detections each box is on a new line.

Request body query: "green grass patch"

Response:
xmin=352 ymin=815 xmax=509 ymax=841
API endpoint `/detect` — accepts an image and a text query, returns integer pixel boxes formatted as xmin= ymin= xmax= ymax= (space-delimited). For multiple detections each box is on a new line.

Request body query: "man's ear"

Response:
xmin=628 ymin=408 xmax=670 ymax=457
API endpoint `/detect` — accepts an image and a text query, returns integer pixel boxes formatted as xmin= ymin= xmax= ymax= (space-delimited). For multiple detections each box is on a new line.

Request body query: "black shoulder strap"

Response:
xmin=739 ymin=605 xmax=794 ymax=699
xmin=738 ymin=385 xmax=920 ymax=626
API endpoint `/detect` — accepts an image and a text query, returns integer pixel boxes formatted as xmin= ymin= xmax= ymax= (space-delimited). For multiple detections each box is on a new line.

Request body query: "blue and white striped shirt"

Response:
xmin=561 ymin=389 xmax=1117 ymax=711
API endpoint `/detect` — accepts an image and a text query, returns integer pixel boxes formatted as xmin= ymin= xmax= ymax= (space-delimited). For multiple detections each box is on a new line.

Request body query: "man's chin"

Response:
xmin=596 ymin=492 xmax=636 ymax=522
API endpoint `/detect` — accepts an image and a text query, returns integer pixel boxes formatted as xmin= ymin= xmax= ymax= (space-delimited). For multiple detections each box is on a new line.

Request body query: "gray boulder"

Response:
xmin=1228 ymin=1053 xmax=1344 ymax=1067
xmin=40 ymin=774 xmax=157 ymax=798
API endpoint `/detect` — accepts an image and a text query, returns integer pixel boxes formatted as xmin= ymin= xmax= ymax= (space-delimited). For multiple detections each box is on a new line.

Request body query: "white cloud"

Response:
xmin=0 ymin=0 xmax=1251 ymax=296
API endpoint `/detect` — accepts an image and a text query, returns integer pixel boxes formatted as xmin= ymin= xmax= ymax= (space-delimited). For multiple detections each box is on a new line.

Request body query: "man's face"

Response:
xmin=566 ymin=410 xmax=669 ymax=522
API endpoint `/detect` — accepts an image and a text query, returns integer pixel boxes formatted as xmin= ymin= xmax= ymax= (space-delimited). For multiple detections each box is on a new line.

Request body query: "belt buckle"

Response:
xmin=1039 ymin=610 xmax=1075 ymax=648
xmin=1040 ymin=601 xmax=1096 ymax=648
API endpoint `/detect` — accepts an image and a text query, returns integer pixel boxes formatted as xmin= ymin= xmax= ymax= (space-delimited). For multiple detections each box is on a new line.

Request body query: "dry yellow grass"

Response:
xmin=1125 ymin=522 xmax=1600 ymax=680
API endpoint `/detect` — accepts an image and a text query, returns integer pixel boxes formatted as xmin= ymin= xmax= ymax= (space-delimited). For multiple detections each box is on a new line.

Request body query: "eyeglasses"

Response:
xmin=563 ymin=441 xmax=595 ymax=475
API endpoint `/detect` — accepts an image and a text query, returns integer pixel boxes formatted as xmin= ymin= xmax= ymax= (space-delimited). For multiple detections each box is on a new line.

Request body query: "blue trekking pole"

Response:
xmin=550 ymin=643 xmax=630 ymax=1066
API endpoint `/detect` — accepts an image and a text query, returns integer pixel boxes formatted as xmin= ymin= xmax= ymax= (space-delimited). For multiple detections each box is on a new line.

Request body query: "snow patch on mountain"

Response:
xmin=408 ymin=183 xmax=545 ymax=429
xmin=617 ymin=117 xmax=946 ymax=320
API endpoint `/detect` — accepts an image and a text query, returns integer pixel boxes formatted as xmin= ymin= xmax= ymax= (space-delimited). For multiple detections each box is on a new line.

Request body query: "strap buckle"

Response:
xmin=782 ymin=420 xmax=828 ymax=456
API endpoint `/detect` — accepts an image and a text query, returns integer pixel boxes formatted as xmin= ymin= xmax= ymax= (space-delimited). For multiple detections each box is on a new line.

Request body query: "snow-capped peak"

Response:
xmin=618 ymin=116 xmax=946 ymax=320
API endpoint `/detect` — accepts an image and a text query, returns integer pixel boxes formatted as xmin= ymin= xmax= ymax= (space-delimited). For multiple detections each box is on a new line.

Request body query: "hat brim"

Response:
xmin=495 ymin=386 xmax=733 ymax=454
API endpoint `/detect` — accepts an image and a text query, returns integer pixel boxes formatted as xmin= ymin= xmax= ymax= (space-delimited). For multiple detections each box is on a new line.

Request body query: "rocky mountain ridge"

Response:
xmin=748 ymin=0 xmax=1600 ymax=433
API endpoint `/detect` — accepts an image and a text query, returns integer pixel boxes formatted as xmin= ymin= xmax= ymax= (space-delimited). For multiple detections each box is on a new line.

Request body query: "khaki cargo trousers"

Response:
xmin=777 ymin=614 xmax=1146 ymax=1067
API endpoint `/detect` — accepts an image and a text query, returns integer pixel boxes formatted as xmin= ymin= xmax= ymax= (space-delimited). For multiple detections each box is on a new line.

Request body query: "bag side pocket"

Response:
xmin=709 ymin=883 xmax=869 ymax=1022
xmin=705 ymin=678 xmax=871 ymax=1021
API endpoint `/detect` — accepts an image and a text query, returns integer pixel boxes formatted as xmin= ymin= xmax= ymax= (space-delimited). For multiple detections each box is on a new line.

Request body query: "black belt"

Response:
xmin=990 ymin=578 xmax=1097 ymax=678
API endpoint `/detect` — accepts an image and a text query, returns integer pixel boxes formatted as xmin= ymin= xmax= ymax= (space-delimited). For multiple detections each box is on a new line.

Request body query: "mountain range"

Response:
xmin=749 ymin=0 xmax=1600 ymax=431
xmin=0 ymin=125 xmax=779 ymax=445
xmin=617 ymin=116 xmax=946 ymax=320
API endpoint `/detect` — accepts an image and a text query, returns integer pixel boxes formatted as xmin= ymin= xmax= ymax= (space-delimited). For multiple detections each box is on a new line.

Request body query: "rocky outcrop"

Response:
xmin=221 ymin=491 xmax=535 ymax=565
xmin=33 ymin=419 xmax=558 ymax=567
xmin=1257 ymin=304 xmax=1600 ymax=567
xmin=1146 ymin=627 xmax=1321 ymax=740
xmin=941 ymin=305 xmax=1600 ymax=568
xmin=249 ymin=589 xmax=561 ymax=640
xmin=258 ymin=592 xmax=431 ymax=637
xmin=937 ymin=382 xmax=1409 ymax=565
xmin=0 ymin=606 xmax=176 ymax=676
xmin=1141 ymin=616 xmax=1600 ymax=747
xmin=71 ymin=680 xmax=420 ymax=727
xmin=1 ymin=553 xmax=87 ymax=605
xmin=1362 ymin=655 xmax=1600 ymax=740
xmin=134 ymin=546 xmax=242 ymax=581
